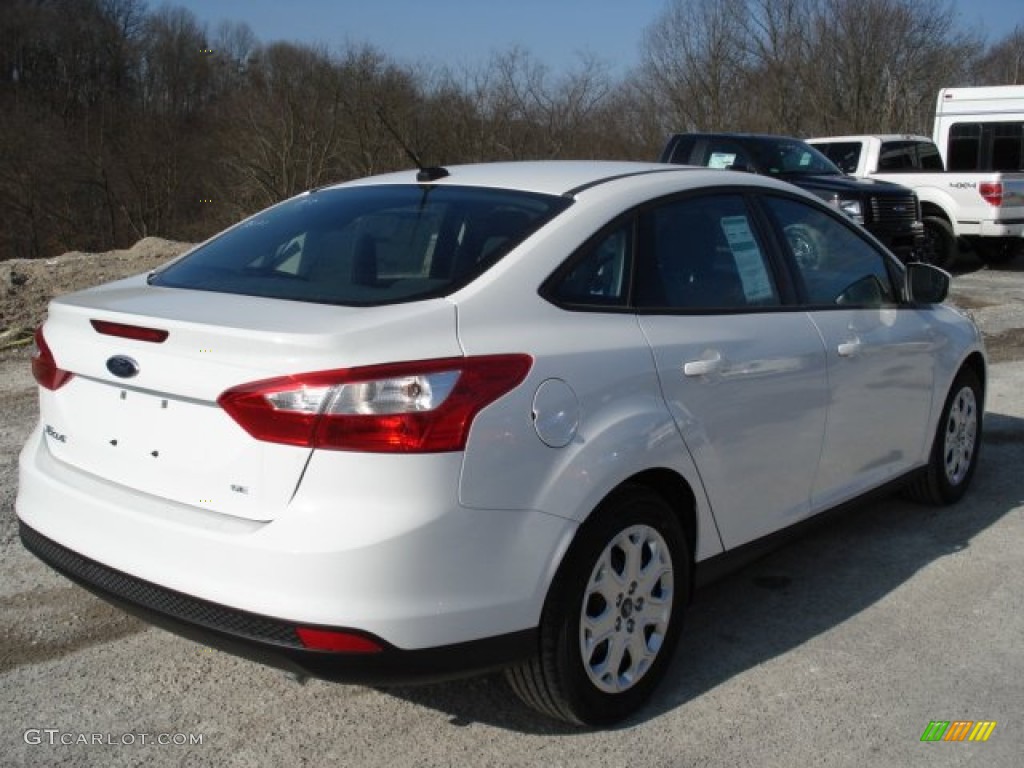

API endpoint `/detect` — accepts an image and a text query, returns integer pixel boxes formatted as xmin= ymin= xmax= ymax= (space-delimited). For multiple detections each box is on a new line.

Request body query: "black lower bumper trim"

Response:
xmin=19 ymin=521 xmax=536 ymax=684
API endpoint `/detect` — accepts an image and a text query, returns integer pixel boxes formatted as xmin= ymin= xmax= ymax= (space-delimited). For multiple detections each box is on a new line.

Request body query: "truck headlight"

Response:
xmin=834 ymin=197 xmax=864 ymax=223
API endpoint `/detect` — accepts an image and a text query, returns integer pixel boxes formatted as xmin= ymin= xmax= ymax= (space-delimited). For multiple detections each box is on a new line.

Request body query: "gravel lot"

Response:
xmin=1 ymin=253 xmax=1022 ymax=767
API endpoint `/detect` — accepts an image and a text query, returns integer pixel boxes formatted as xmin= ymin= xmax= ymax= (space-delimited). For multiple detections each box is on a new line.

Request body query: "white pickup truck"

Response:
xmin=807 ymin=134 xmax=1024 ymax=267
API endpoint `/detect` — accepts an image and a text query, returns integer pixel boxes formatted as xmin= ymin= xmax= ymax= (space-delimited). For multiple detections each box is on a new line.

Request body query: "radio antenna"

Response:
xmin=375 ymin=106 xmax=449 ymax=183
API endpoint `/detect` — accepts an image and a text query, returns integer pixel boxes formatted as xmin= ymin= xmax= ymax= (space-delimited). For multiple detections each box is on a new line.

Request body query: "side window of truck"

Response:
xmin=819 ymin=142 xmax=861 ymax=174
xmin=878 ymin=142 xmax=919 ymax=171
xmin=992 ymin=123 xmax=1024 ymax=171
xmin=948 ymin=122 xmax=1024 ymax=171
xmin=948 ymin=123 xmax=982 ymax=171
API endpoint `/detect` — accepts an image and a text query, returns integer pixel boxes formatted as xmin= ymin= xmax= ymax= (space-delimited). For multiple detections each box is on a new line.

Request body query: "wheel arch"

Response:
xmin=960 ymin=351 xmax=987 ymax=404
xmin=919 ymin=201 xmax=953 ymax=225
xmin=558 ymin=468 xmax=701 ymax=604
xmin=623 ymin=469 xmax=700 ymax=600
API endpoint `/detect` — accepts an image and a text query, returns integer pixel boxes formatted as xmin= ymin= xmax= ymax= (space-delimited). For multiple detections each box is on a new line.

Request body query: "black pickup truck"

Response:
xmin=660 ymin=133 xmax=926 ymax=262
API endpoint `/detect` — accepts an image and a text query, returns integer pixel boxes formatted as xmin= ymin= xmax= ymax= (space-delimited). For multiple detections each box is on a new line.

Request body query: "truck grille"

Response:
xmin=870 ymin=193 xmax=920 ymax=225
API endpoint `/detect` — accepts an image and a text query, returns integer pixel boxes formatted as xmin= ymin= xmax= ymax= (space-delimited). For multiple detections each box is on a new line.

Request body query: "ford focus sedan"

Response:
xmin=17 ymin=161 xmax=984 ymax=726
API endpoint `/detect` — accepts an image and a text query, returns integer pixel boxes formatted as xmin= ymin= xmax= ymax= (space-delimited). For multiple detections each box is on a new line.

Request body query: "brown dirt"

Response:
xmin=0 ymin=237 xmax=193 ymax=347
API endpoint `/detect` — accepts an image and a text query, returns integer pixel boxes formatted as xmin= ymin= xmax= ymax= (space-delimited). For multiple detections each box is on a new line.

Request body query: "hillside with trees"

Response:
xmin=2 ymin=0 xmax=1021 ymax=263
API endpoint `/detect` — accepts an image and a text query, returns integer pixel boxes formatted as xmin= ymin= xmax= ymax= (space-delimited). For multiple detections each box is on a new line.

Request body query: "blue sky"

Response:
xmin=169 ymin=0 xmax=1023 ymax=75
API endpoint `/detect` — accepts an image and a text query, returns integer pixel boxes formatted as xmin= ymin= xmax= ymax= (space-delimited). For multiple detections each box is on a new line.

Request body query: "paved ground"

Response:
xmin=1 ymin=260 xmax=1022 ymax=767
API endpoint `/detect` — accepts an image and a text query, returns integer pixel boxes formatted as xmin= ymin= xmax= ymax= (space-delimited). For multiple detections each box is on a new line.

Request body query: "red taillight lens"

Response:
xmin=295 ymin=627 xmax=383 ymax=653
xmin=90 ymin=319 xmax=169 ymax=343
xmin=979 ymin=182 xmax=1004 ymax=207
xmin=218 ymin=355 xmax=532 ymax=453
xmin=31 ymin=328 xmax=73 ymax=391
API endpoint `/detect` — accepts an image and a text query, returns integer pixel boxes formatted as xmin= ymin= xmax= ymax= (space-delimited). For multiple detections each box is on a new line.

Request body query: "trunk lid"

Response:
xmin=38 ymin=276 xmax=460 ymax=521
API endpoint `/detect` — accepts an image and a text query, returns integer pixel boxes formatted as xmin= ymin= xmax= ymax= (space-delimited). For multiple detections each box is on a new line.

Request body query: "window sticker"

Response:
xmin=708 ymin=152 xmax=737 ymax=169
xmin=720 ymin=216 xmax=773 ymax=302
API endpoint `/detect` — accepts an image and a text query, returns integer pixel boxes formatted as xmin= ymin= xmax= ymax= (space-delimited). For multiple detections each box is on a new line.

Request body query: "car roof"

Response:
xmin=333 ymin=161 xmax=697 ymax=197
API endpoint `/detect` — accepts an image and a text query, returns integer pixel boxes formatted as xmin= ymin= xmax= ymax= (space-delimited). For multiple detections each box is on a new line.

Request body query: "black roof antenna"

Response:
xmin=375 ymin=106 xmax=449 ymax=183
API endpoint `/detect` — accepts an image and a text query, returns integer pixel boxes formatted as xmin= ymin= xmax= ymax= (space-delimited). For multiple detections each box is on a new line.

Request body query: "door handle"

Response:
xmin=837 ymin=339 xmax=862 ymax=357
xmin=683 ymin=352 xmax=723 ymax=377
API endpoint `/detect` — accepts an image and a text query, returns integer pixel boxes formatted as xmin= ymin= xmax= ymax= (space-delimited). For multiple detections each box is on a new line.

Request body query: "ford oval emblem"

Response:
xmin=106 ymin=355 xmax=140 ymax=379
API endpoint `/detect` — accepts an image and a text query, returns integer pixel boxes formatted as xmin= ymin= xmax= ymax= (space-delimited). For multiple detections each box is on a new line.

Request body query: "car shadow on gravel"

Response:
xmin=949 ymin=251 xmax=1024 ymax=276
xmin=381 ymin=410 xmax=1024 ymax=734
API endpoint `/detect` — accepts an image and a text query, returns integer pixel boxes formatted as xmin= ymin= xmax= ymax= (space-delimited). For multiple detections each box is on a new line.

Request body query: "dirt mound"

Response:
xmin=0 ymin=237 xmax=193 ymax=348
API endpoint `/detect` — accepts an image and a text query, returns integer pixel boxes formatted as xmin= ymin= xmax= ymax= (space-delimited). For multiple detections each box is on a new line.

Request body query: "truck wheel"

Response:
xmin=972 ymin=237 xmax=1020 ymax=266
xmin=505 ymin=485 xmax=689 ymax=726
xmin=784 ymin=224 xmax=824 ymax=270
xmin=921 ymin=217 xmax=956 ymax=269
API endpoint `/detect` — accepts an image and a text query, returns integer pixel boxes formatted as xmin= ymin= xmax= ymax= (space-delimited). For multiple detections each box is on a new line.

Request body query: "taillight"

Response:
xmin=31 ymin=328 xmax=73 ymax=391
xmin=218 ymin=355 xmax=532 ymax=453
xmin=979 ymin=182 xmax=1003 ymax=207
xmin=90 ymin=319 xmax=169 ymax=343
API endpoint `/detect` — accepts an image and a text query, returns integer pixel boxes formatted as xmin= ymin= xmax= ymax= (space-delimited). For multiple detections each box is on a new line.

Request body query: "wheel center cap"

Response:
xmin=620 ymin=598 xmax=635 ymax=618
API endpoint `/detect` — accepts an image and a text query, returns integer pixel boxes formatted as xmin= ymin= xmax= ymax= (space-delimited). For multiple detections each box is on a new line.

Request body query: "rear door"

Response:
xmin=634 ymin=193 xmax=830 ymax=548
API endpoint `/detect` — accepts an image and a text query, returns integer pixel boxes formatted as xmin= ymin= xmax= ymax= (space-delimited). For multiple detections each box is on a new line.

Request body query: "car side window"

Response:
xmin=763 ymin=196 xmax=895 ymax=306
xmin=549 ymin=223 xmax=631 ymax=306
xmin=635 ymin=195 xmax=780 ymax=311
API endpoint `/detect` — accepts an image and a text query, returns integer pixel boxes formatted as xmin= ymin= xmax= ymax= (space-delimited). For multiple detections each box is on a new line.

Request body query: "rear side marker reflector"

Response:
xmin=218 ymin=354 xmax=533 ymax=453
xmin=90 ymin=319 xmax=169 ymax=343
xmin=295 ymin=627 xmax=384 ymax=653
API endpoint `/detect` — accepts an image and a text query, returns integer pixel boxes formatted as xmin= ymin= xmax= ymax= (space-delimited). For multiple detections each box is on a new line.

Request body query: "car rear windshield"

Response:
xmin=149 ymin=185 xmax=571 ymax=305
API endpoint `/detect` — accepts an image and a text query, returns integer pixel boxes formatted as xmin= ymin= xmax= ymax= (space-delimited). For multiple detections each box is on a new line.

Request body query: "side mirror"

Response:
xmin=906 ymin=262 xmax=950 ymax=304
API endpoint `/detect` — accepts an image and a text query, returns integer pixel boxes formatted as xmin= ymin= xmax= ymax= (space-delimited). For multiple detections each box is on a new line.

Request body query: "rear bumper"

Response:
xmin=19 ymin=522 xmax=535 ymax=684
xmin=16 ymin=426 xmax=575 ymax=658
xmin=977 ymin=219 xmax=1024 ymax=238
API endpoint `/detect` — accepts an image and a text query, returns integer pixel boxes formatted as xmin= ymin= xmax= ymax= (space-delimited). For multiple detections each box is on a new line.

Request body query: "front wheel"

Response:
xmin=920 ymin=216 xmax=956 ymax=269
xmin=906 ymin=368 xmax=982 ymax=505
xmin=505 ymin=485 xmax=689 ymax=726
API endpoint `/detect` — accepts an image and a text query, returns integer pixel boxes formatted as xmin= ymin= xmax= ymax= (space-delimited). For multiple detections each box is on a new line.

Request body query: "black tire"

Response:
xmin=784 ymin=223 xmax=825 ymax=270
xmin=920 ymin=216 xmax=956 ymax=269
xmin=905 ymin=368 xmax=982 ymax=505
xmin=971 ymin=237 xmax=1020 ymax=266
xmin=505 ymin=485 xmax=689 ymax=726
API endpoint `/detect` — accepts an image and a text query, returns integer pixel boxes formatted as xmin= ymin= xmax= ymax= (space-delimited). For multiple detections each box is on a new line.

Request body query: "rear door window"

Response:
xmin=634 ymin=194 xmax=781 ymax=311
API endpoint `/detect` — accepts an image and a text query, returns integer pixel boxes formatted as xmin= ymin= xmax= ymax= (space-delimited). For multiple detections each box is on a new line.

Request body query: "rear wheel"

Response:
xmin=906 ymin=368 xmax=982 ymax=505
xmin=505 ymin=485 xmax=689 ymax=726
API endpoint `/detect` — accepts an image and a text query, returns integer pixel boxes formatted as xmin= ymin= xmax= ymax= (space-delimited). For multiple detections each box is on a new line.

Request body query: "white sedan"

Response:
xmin=17 ymin=161 xmax=985 ymax=725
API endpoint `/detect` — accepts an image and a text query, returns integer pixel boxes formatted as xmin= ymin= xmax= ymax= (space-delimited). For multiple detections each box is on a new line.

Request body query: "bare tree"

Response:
xmin=638 ymin=0 xmax=749 ymax=134
xmin=973 ymin=26 xmax=1024 ymax=84
xmin=737 ymin=0 xmax=816 ymax=133
xmin=804 ymin=0 xmax=977 ymax=134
